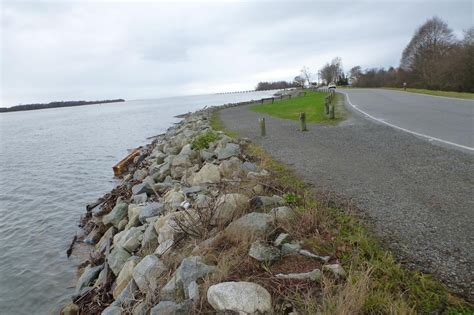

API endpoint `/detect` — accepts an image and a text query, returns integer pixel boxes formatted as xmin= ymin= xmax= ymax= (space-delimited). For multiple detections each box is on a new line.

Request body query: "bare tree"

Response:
xmin=319 ymin=57 xmax=343 ymax=85
xmin=301 ymin=66 xmax=313 ymax=86
xmin=400 ymin=16 xmax=456 ymax=89
xmin=293 ymin=75 xmax=306 ymax=88
xmin=349 ymin=66 xmax=362 ymax=84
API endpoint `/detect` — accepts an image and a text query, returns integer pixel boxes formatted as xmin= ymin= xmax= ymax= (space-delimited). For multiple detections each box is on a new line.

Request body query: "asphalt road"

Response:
xmin=340 ymin=89 xmax=474 ymax=151
xmin=219 ymin=93 xmax=474 ymax=300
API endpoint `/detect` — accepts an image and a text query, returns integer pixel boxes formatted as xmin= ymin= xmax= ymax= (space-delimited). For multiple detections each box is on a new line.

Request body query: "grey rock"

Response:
xmin=281 ymin=242 xmax=302 ymax=255
xmin=213 ymin=193 xmax=249 ymax=225
xmin=248 ymin=241 xmax=281 ymax=262
xmin=274 ymin=233 xmax=290 ymax=247
xmin=133 ymin=169 xmax=148 ymax=181
xmin=219 ymin=156 xmax=242 ymax=178
xmin=141 ymin=222 xmax=159 ymax=253
xmin=194 ymin=194 xmax=212 ymax=209
xmin=84 ymin=227 xmax=102 ymax=245
xmin=155 ymin=238 xmax=174 ymax=256
xmin=299 ymin=249 xmax=330 ymax=263
xmin=207 ymin=281 xmax=272 ymax=314
xmin=225 ymin=212 xmax=273 ymax=241
xmin=241 ymin=161 xmax=259 ymax=172
xmin=250 ymin=195 xmax=285 ymax=209
xmin=152 ymin=161 xmax=171 ymax=182
xmin=200 ymin=149 xmax=215 ymax=161
xmin=96 ymin=226 xmax=116 ymax=254
xmin=192 ymin=163 xmax=221 ymax=185
xmin=101 ymin=305 xmax=122 ymax=315
xmin=216 ymin=143 xmax=240 ymax=160
xmin=103 ymin=202 xmax=128 ymax=228
xmin=270 ymin=206 xmax=296 ymax=223
xmin=132 ymin=254 xmax=167 ymax=293
xmin=108 ymin=247 xmax=131 ymax=275
xmin=115 ymin=279 xmax=139 ymax=307
xmin=323 ymin=264 xmax=346 ymax=278
xmin=139 ymin=202 xmax=165 ymax=224
xmin=114 ymin=226 xmax=144 ymax=253
xmin=275 ymin=269 xmax=321 ymax=281
xmin=133 ymin=193 xmax=148 ymax=204
xmin=153 ymin=182 xmax=173 ymax=193
xmin=150 ymin=301 xmax=191 ymax=315
xmin=132 ymin=181 xmax=155 ymax=196
xmin=76 ymin=264 xmax=103 ymax=294
xmin=113 ymin=257 xmax=140 ymax=298
xmin=161 ymin=256 xmax=215 ymax=300
xmin=132 ymin=302 xmax=149 ymax=315
xmin=182 ymin=186 xmax=202 ymax=195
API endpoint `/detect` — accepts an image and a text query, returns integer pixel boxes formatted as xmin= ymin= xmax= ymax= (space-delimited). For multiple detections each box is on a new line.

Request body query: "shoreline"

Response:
xmin=61 ymin=95 xmax=472 ymax=314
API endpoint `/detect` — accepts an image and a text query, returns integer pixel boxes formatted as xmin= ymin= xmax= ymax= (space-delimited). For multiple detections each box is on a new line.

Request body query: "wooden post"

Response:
xmin=261 ymin=99 xmax=264 ymax=104
xmin=272 ymin=98 xmax=274 ymax=103
xmin=329 ymin=104 xmax=335 ymax=119
xmin=299 ymin=112 xmax=307 ymax=131
xmin=280 ymin=95 xmax=283 ymax=100
xmin=325 ymin=97 xmax=330 ymax=114
xmin=289 ymin=94 xmax=292 ymax=99
xmin=259 ymin=118 xmax=266 ymax=136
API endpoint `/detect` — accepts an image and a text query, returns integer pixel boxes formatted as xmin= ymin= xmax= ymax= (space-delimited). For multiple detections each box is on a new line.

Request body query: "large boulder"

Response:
xmin=141 ymin=222 xmax=159 ymax=253
xmin=216 ymin=143 xmax=240 ymax=160
xmin=219 ymin=157 xmax=242 ymax=178
xmin=213 ymin=193 xmax=249 ymax=225
xmin=103 ymin=202 xmax=128 ymax=228
xmin=152 ymin=161 xmax=172 ymax=183
xmin=95 ymin=227 xmax=116 ymax=254
xmin=163 ymin=187 xmax=185 ymax=211
xmin=139 ymin=202 xmax=165 ymax=224
xmin=192 ymin=163 xmax=221 ymax=186
xmin=76 ymin=264 xmax=103 ymax=294
xmin=269 ymin=206 xmax=296 ymax=223
xmin=224 ymin=212 xmax=273 ymax=242
xmin=132 ymin=254 xmax=167 ymax=293
xmin=113 ymin=256 xmax=140 ymax=298
xmin=171 ymin=154 xmax=193 ymax=179
xmin=248 ymin=241 xmax=281 ymax=262
xmin=108 ymin=247 xmax=131 ymax=275
xmin=161 ymin=256 xmax=215 ymax=301
xmin=207 ymin=281 xmax=272 ymax=314
xmin=113 ymin=226 xmax=145 ymax=253
xmin=250 ymin=195 xmax=285 ymax=209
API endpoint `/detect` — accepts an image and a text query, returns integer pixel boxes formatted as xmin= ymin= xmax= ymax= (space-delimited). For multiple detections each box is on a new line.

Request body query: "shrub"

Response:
xmin=192 ymin=131 xmax=219 ymax=150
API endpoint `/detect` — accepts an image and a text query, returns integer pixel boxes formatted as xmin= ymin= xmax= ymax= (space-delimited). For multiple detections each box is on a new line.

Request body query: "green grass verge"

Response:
xmin=210 ymin=109 xmax=473 ymax=314
xmin=250 ymin=90 xmax=345 ymax=124
xmin=382 ymin=88 xmax=474 ymax=100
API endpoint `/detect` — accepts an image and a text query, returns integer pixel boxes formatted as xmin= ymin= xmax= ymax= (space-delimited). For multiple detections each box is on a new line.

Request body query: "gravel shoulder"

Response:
xmin=219 ymin=94 xmax=474 ymax=299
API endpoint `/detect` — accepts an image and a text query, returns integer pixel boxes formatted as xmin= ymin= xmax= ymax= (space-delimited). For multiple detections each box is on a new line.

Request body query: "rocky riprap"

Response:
xmin=61 ymin=106 xmax=345 ymax=315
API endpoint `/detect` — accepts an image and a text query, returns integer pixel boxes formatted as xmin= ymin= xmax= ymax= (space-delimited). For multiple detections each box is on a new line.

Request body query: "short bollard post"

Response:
xmin=259 ymin=118 xmax=266 ymax=136
xmin=329 ymin=104 xmax=335 ymax=119
xmin=325 ymin=98 xmax=330 ymax=114
xmin=272 ymin=98 xmax=274 ymax=103
xmin=299 ymin=112 xmax=307 ymax=131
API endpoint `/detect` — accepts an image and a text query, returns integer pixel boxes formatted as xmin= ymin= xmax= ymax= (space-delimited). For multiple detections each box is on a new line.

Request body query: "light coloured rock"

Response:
xmin=132 ymin=254 xmax=167 ymax=293
xmin=281 ymin=242 xmax=302 ymax=255
xmin=141 ymin=222 xmax=159 ymax=253
xmin=299 ymin=249 xmax=330 ymax=263
xmin=76 ymin=264 xmax=103 ymax=294
xmin=250 ymin=195 xmax=285 ymax=209
xmin=108 ymin=247 xmax=131 ymax=275
xmin=132 ymin=302 xmax=149 ymax=315
xmin=103 ymin=203 xmax=128 ymax=227
xmin=252 ymin=184 xmax=265 ymax=195
xmin=139 ymin=202 xmax=165 ymax=223
xmin=275 ymin=269 xmax=321 ymax=281
xmin=101 ymin=305 xmax=122 ymax=315
xmin=152 ymin=161 xmax=171 ymax=182
xmin=218 ymin=156 xmax=242 ymax=178
xmin=171 ymin=154 xmax=192 ymax=179
xmin=194 ymin=194 xmax=212 ymax=209
xmin=270 ymin=206 xmax=296 ymax=223
xmin=216 ymin=143 xmax=240 ymax=160
xmin=96 ymin=227 xmax=116 ymax=254
xmin=213 ymin=193 xmax=249 ymax=225
xmin=115 ymin=279 xmax=139 ymax=306
xmin=248 ymin=241 xmax=281 ymax=262
xmin=161 ymin=256 xmax=215 ymax=300
xmin=132 ymin=181 xmax=155 ymax=196
xmin=274 ymin=233 xmax=290 ymax=247
xmin=200 ymin=149 xmax=215 ymax=161
xmin=163 ymin=186 xmax=185 ymax=210
xmin=155 ymin=238 xmax=174 ymax=256
xmin=113 ymin=257 xmax=140 ymax=298
xmin=117 ymin=218 xmax=128 ymax=231
xmin=125 ymin=204 xmax=142 ymax=230
xmin=192 ymin=163 xmax=221 ymax=185
xmin=207 ymin=281 xmax=272 ymax=314
xmin=114 ymin=226 xmax=144 ymax=253
xmin=224 ymin=212 xmax=273 ymax=242
xmin=133 ymin=169 xmax=148 ymax=181
xmin=133 ymin=193 xmax=147 ymax=204
xmin=323 ymin=264 xmax=346 ymax=278
xmin=241 ymin=161 xmax=259 ymax=173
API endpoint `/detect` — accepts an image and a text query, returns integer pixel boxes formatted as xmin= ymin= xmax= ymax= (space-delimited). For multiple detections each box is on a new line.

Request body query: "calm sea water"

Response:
xmin=0 ymin=91 xmax=275 ymax=315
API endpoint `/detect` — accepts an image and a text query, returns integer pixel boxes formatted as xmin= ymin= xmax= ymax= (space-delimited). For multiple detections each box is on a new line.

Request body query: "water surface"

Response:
xmin=0 ymin=91 xmax=274 ymax=314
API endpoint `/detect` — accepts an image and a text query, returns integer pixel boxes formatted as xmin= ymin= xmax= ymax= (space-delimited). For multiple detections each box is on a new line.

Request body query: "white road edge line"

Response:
xmin=379 ymin=88 xmax=474 ymax=101
xmin=339 ymin=91 xmax=474 ymax=152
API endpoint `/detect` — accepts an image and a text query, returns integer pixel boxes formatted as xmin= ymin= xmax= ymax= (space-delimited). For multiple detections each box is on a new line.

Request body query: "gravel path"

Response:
xmin=219 ymin=96 xmax=474 ymax=299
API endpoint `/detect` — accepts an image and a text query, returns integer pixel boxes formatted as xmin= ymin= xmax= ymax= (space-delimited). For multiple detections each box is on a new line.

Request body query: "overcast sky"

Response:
xmin=1 ymin=0 xmax=472 ymax=106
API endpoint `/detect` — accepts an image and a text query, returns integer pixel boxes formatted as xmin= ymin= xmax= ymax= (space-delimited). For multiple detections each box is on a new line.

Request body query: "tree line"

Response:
xmin=351 ymin=17 xmax=473 ymax=92
xmin=255 ymin=81 xmax=300 ymax=91
xmin=0 ymin=99 xmax=125 ymax=113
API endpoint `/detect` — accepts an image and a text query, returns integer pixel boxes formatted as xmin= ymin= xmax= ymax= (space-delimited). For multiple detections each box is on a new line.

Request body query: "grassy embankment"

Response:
xmin=209 ymin=111 xmax=472 ymax=314
xmin=382 ymin=88 xmax=474 ymax=100
xmin=251 ymin=90 xmax=346 ymax=124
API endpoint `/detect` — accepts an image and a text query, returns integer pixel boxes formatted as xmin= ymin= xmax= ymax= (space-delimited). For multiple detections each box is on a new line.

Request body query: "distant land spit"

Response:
xmin=0 ymin=99 xmax=125 ymax=113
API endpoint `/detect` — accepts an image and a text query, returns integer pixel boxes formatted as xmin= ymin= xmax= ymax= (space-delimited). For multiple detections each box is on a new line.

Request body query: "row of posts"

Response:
xmin=258 ymin=90 xmax=336 ymax=136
